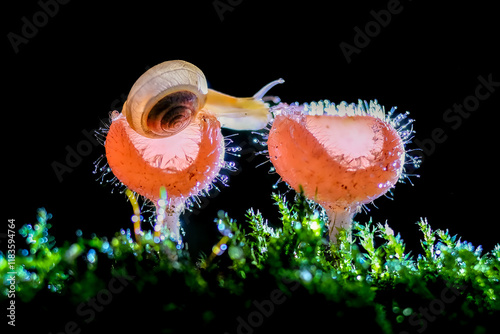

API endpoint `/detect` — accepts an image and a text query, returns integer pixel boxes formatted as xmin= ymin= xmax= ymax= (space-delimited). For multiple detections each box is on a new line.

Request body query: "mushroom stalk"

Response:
xmin=324 ymin=204 xmax=358 ymax=243
xmin=154 ymin=202 xmax=184 ymax=241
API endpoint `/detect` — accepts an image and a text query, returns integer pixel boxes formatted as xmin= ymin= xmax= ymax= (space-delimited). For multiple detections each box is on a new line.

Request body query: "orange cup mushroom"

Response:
xmin=268 ymin=100 xmax=414 ymax=243
xmin=104 ymin=60 xmax=283 ymax=240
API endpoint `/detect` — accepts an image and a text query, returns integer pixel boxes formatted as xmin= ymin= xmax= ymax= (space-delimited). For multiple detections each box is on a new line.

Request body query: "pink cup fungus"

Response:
xmin=103 ymin=60 xmax=283 ymax=240
xmin=105 ymin=110 xmax=224 ymax=240
xmin=267 ymin=100 xmax=416 ymax=242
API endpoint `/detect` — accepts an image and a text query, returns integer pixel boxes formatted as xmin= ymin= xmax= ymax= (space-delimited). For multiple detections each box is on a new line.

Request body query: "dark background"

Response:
xmin=4 ymin=0 xmax=500 ymax=265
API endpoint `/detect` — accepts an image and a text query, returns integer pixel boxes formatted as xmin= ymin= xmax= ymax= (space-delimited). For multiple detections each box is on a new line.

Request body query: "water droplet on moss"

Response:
xmin=86 ymin=249 xmax=96 ymax=263
xmin=403 ymin=308 xmax=413 ymax=316
xmin=228 ymin=246 xmax=244 ymax=260
xmin=300 ymin=269 xmax=312 ymax=282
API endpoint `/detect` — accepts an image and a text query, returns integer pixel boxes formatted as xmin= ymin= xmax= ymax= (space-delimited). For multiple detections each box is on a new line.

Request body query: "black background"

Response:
xmin=4 ymin=0 xmax=500 ymax=278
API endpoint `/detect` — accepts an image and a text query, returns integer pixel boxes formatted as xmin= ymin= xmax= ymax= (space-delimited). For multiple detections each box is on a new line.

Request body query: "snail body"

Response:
xmin=205 ymin=86 xmax=281 ymax=130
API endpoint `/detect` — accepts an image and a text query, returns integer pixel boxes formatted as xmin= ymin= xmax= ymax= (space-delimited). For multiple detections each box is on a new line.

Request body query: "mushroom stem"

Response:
xmin=154 ymin=202 xmax=184 ymax=241
xmin=324 ymin=205 xmax=358 ymax=244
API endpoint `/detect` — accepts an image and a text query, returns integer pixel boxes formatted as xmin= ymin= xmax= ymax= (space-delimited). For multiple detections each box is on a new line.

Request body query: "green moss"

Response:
xmin=1 ymin=194 xmax=499 ymax=332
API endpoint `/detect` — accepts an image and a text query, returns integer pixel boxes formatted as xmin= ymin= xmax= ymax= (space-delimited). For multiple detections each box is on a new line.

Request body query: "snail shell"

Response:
xmin=122 ymin=60 xmax=208 ymax=139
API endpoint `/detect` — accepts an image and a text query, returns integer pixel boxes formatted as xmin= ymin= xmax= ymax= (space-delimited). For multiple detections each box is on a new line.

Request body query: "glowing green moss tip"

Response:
xmin=1 ymin=195 xmax=500 ymax=332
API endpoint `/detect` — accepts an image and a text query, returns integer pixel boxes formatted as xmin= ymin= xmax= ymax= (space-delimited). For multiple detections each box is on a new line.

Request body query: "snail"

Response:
xmin=268 ymin=100 xmax=419 ymax=243
xmin=104 ymin=60 xmax=283 ymax=240
xmin=122 ymin=60 xmax=283 ymax=138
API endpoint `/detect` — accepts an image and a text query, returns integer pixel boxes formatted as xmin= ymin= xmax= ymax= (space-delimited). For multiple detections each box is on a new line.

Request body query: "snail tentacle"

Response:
xmin=253 ymin=78 xmax=285 ymax=100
